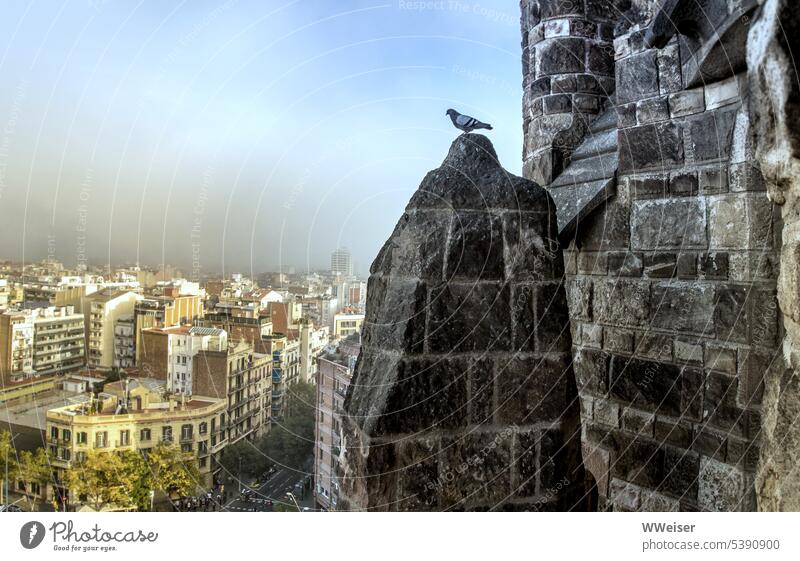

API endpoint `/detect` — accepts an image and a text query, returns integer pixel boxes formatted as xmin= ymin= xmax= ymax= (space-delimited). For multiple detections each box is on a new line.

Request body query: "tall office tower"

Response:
xmin=330 ymin=248 xmax=353 ymax=277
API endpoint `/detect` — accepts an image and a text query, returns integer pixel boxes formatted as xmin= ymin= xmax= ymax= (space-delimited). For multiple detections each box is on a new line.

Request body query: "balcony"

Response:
xmin=272 ymin=368 xmax=282 ymax=383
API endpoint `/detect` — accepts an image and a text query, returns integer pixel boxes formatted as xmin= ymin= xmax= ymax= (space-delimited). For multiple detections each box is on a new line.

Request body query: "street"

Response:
xmin=223 ymin=465 xmax=315 ymax=512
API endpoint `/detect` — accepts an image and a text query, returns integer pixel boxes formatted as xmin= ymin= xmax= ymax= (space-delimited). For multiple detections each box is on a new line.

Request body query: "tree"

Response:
xmin=258 ymin=381 xmax=316 ymax=471
xmin=64 ymin=451 xmax=132 ymax=511
xmin=13 ymin=448 xmax=52 ymax=511
xmin=0 ymin=430 xmax=17 ymax=504
xmin=147 ymin=444 xmax=200 ymax=499
xmin=219 ymin=440 xmax=268 ymax=480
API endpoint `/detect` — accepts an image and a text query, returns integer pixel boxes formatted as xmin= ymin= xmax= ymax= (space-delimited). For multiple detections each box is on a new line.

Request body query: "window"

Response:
xmin=50 ymin=426 xmax=58 ymax=440
xmin=199 ymin=422 xmax=207 ymax=435
xmin=140 ymin=428 xmax=151 ymax=441
xmin=63 ymin=429 xmax=71 ymax=442
xmin=181 ymin=424 xmax=193 ymax=441
xmin=61 ymin=449 xmax=71 ymax=461
xmin=181 ymin=443 xmax=192 ymax=453
xmin=76 ymin=432 xmax=87 ymax=445
xmin=95 ymin=432 xmax=108 ymax=448
xmin=199 ymin=456 xmax=207 ymax=468
xmin=162 ymin=426 xmax=173 ymax=442
xmin=119 ymin=430 xmax=130 ymax=446
xmin=76 ymin=451 xmax=86 ymax=463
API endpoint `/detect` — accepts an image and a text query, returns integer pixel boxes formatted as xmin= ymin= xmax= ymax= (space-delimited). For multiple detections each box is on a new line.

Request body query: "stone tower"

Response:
xmin=520 ymin=0 xmax=621 ymax=185
xmin=338 ymin=134 xmax=587 ymax=511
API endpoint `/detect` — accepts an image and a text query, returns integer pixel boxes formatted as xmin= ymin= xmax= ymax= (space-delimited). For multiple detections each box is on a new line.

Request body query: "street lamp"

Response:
xmin=286 ymin=492 xmax=302 ymax=512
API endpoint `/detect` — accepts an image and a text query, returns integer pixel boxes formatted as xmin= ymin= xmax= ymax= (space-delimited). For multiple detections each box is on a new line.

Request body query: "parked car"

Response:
xmin=0 ymin=504 xmax=23 ymax=512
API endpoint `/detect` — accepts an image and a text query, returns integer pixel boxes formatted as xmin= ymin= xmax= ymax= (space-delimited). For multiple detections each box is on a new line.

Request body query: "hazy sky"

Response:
xmin=0 ymin=0 xmax=522 ymax=277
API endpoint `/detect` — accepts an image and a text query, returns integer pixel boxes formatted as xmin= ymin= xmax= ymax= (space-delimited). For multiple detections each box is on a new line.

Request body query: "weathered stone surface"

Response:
xmin=342 ymin=134 xmax=584 ymax=510
xmin=631 ymin=198 xmax=707 ymax=249
xmin=698 ymin=457 xmax=754 ymax=511
xmin=616 ymin=50 xmax=659 ymax=104
xmin=619 ymin=122 xmax=684 ymax=172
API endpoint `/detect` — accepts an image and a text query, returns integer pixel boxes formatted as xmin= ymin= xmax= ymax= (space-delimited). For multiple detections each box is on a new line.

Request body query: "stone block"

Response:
xmin=544 ymin=93 xmax=572 ymax=113
xmin=551 ymin=74 xmax=577 ymax=93
xmin=654 ymin=417 xmax=693 ymax=449
xmin=699 ymin=167 xmax=728 ymax=195
xmin=674 ymin=339 xmax=703 ymax=365
xmin=594 ymin=398 xmax=619 ymax=427
xmin=728 ymin=162 xmax=766 ymax=192
xmin=704 ymin=344 xmax=737 ymax=374
xmin=662 ymin=447 xmax=699 ymax=500
xmin=651 ymin=282 xmax=715 ymax=334
xmin=446 ymin=210 xmax=504 ymax=280
xmin=573 ymin=347 xmax=608 ymax=395
xmin=698 ymin=252 xmax=729 ymax=279
xmin=631 ymin=198 xmax=706 ymax=249
xmin=713 ymin=285 xmax=748 ymax=343
xmin=669 ymin=89 xmax=705 ymax=117
xmin=698 ymin=457 xmax=753 ymax=512
xmin=503 ymin=212 xmax=562 ymax=281
xmin=609 ymin=354 xmax=682 ymax=416
xmin=604 ymin=327 xmax=634 ymax=354
xmin=643 ymin=252 xmax=677 ymax=278
xmin=709 ymin=194 xmax=773 ymax=250
xmin=362 ymin=277 xmax=428 ymax=353
xmin=737 ymin=350 xmax=770 ymax=407
xmin=669 ymin=171 xmax=698 ymax=196
xmin=565 ymin=276 xmax=592 ymax=320
xmin=536 ymin=37 xmax=586 ymax=75
xmin=580 ymin=322 xmax=603 ymax=349
xmin=636 ymin=332 xmax=673 ymax=362
xmin=496 ymin=355 xmax=572 ymax=424
xmin=371 ymin=209 xmax=449 ymax=279
xmin=636 ymin=97 xmax=669 ymax=124
xmin=621 ymin=406 xmax=654 ymax=437
xmin=427 ymin=282 xmax=511 ymax=353
xmin=704 ymin=372 xmax=747 ymax=437
xmin=616 ymin=50 xmax=659 ymax=104
xmin=577 ymin=251 xmax=608 ymax=275
xmin=657 ymin=43 xmax=682 ymax=94
xmin=440 ymin=431 xmax=512 ymax=508
xmin=594 ymin=279 xmax=651 ymax=327
xmin=573 ymin=93 xmax=601 ymax=112
xmin=610 ymin=478 xmax=641 ymax=511
xmin=608 ymin=251 xmax=643 ymax=276
xmin=534 ymin=282 xmax=572 ymax=353
xmin=704 ymin=75 xmax=745 ymax=110
xmin=676 ymin=252 xmax=697 ymax=278
xmin=692 ymin=428 xmax=726 ymax=461
xmin=629 ymin=174 xmax=668 ymax=199
xmin=376 ymin=358 xmax=469 ymax=434
xmin=619 ymin=121 xmax=684 ymax=172
xmin=689 ymin=109 xmax=737 ymax=162
xmin=587 ymin=42 xmax=614 ymax=75
xmin=681 ymin=366 xmax=704 ymax=421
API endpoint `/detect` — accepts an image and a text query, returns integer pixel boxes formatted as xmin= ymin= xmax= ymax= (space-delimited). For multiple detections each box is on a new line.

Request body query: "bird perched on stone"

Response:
xmin=446 ymin=108 xmax=493 ymax=134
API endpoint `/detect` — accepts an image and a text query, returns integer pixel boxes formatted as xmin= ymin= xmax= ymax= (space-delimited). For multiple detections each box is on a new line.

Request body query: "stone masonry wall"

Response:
xmin=523 ymin=1 xmax=785 ymax=511
xmin=521 ymin=0 xmax=623 ymax=185
xmin=339 ymin=135 xmax=587 ymax=511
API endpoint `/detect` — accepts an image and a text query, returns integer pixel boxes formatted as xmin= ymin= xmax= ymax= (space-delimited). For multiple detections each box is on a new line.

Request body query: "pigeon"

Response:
xmin=446 ymin=108 xmax=493 ymax=134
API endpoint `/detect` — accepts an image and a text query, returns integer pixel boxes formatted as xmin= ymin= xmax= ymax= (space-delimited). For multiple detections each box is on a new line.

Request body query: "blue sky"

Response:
xmin=0 ymin=0 xmax=522 ymax=276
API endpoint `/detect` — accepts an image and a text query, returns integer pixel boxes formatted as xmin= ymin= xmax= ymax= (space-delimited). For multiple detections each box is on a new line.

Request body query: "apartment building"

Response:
xmin=133 ymin=294 xmax=204 ymax=363
xmin=0 ymin=310 xmax=34 ymax=382
xmin=200 ymin=303 xmax=273 ymax=354
xmin=139 ymin=325 xmax=227 ymax=395
xmin=332 ymin=313 xmax=364 ymax=339
xmin=0 ymin=306 xmax=86 ymax=383
xmin=298 ymin=321 xmax=329 ymax=384
xmin=113 ymin=315 xmax=135 ymax=369
xmin=46 ymin=378 xmax=227 ymax=506
xmin=31 ymin=306 xmax=86 ymax=376
xmin=314 ymin=334 xmax=359 ymax=510
xmin=262 ymin=333 xmax=301 ymax=421
xmin=86 ymin=290 xmax=140 ymax=369
xmin=193 ymin=339 xmax=271 ymax=445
